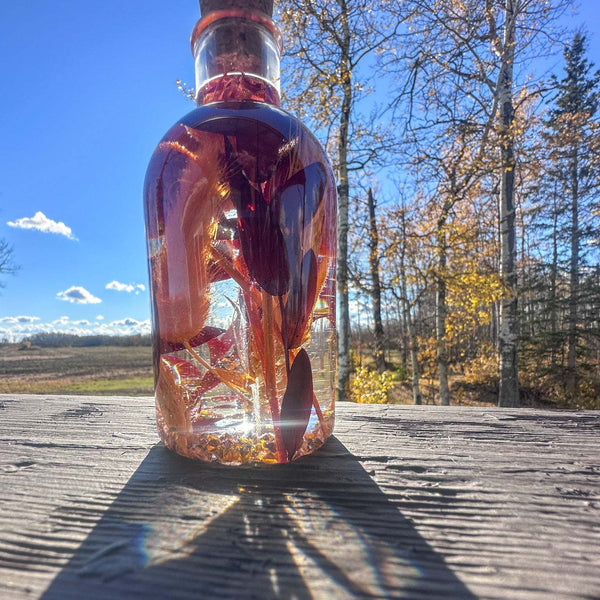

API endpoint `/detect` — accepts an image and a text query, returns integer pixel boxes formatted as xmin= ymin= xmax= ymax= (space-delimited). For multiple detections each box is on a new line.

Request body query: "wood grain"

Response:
xmin=0 ymin=395 xmax=599 ymax=599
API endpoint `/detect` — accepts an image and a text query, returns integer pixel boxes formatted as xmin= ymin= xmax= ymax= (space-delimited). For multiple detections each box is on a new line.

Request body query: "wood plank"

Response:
xmin=0 ymin=395 xmax=599 ymax=599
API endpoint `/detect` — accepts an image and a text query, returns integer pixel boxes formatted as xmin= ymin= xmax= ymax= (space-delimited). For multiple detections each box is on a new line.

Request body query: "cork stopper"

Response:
xmin=199 ymin=0 xmax=273 ymax=17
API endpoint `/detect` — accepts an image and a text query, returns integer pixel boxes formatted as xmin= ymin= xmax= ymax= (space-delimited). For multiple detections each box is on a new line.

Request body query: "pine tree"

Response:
xmin=544 ymin=32 xmax=600 ymax=397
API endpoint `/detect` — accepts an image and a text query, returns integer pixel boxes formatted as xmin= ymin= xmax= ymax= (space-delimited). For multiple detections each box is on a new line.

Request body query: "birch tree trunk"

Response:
xmin=436 ymin=203 xmax=451 ymax=406
xmin=497 ymin=0 xmax=519 ymax=408
xmin=401 ymin=308 xmax=409 ymax=372
xmin=279 ymin=0 xmax=402 ymax=401
xmin=336 ymin=0 xmax=352 ymax=401
xmin=399 ymin=208 xmax=422 ymax=405
xmin=367 ymin=188 xmax=386 ymax=373
xmin=406 ymin=301 xmax=422 ymax=406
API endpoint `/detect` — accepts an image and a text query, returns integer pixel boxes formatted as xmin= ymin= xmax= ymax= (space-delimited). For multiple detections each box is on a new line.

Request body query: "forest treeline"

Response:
xmin=18 ymin=332 xmax=152 ymax=348
xmin=278 ymin=0 xmax=600 ymax=408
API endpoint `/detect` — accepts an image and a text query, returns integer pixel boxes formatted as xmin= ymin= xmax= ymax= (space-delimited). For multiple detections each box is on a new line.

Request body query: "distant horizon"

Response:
xmin=3 ymin=330 xmax=152 ymax=346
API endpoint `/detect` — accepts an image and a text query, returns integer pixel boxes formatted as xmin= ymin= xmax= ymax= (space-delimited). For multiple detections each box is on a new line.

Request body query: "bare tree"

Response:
xmin=388 ymin=0 xmax=570 ymax=407
xmin=366 ymin=188 xmax=386 ymax=373
xmin=0 ymin=239 xmax=18 ymax=289
xmin=278 ymin=0 xmax=401 ymax=400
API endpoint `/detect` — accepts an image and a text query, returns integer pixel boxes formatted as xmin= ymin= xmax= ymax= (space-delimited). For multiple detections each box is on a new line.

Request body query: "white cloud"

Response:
xmin=110 ymin=318 xmax=143 ymax=327
xmin=105 ymin=280 xmax=146 ymax=294
xmin=52 ymin=316 xmax=71 ymax=324
xmin=96 ymin=315 xmax=104 ymax=321
xmin=0 ymin=315 xmax=151 ymax=342
xmin=7 ymin=211 xmax=77 ymax=240
xmin=57 ymin=286 xmax=101 ymax=304
xmin=112 ymin=318 xmax=150 ymax=334
xmin=102 ymin=318 xmax=151 ymax=336
xmin=0 ymin=315 xmax=40 ymax=324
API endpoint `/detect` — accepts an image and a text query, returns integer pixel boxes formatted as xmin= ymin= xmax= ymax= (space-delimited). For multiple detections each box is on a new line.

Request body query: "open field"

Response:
xmin=0 ymin=343 xmax=530 ymax=406
xmin=0 ymin=345 xmax=154 ymax=395
xmin=0 ymin=343 xmax=497 ymax=404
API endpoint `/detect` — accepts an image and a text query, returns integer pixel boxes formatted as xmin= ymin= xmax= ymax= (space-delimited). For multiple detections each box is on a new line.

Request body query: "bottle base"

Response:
xmin=157 ymin=408 xmax=334 ymax=465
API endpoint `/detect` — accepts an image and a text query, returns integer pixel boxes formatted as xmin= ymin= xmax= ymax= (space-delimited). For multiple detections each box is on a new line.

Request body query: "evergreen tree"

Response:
xmin=544 ymin=32 xmax=600 ymax=397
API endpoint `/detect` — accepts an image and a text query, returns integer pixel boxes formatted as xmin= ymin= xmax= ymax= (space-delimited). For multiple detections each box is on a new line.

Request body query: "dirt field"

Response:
xmin=0 ymin=345 xmax=154 ymax=395
xmin=0 ymin=343 xmax=499 ymax=404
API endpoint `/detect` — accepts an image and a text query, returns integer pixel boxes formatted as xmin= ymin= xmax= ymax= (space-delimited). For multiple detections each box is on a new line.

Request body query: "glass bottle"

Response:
xmin=144 ymin=0 xmax=337 ymax=464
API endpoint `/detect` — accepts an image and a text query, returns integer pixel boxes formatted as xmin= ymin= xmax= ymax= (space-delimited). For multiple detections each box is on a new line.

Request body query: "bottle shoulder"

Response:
xmin=159 ymin=102 xmax=320 ymax=149
xmin=181 ymin=100 xmax=297 ymax=126
xmin=147 ymin=101 xmax=333 ymax=180
xmin=144 ymin=99 xmax=338 ymax=237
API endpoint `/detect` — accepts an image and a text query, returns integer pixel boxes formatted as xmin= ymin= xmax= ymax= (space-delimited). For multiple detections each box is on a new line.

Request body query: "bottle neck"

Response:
xmin=191 ymin=11 xmax=282 ymax=106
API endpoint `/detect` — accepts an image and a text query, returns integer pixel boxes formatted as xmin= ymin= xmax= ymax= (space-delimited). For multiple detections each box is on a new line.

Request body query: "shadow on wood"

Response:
xmin=40 ymin=437 xmax=477 ymax=599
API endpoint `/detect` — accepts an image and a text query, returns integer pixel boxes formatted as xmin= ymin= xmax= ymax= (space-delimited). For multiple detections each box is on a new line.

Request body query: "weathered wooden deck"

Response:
xmin=0 ymin=394 xmax=599 ymax=599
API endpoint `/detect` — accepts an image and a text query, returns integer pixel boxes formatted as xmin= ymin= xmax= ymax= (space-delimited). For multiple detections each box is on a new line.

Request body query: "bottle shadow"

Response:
xmin=42 ymin=437 xmax=476 ymax=599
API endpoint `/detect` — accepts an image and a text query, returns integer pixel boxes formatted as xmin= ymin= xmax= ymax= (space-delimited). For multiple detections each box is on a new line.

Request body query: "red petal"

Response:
xmin=280 ymin=349 xmax=314 ymax=460
xmin=224 ymin=136 xmax=289 ymax=296
xmin=159 ymin=326 xmax=225 ymax=353
xmin=161 ymin=355 xmax=205 ymax=382
xmin=197 ymin=370 xmax=221 ymax=395
xmin=276 ymin=162 xmax=327 ymax=234
xmin=207 ymin=326 xmax=236 ymax=364
xmin=284 ymin=249 xmax=319 ymax=349
xmin=162 ymin=356 xmax=224 ymax=397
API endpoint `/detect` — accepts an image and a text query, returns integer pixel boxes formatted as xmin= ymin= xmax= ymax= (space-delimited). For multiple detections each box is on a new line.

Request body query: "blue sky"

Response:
xmin=0 ymin=1 xmax=599 ymax=341
xmin=0 ymin=0 xmax=200 ymax=340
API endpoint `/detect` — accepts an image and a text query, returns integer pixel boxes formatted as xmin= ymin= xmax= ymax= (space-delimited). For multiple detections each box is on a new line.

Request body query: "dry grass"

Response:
xmin=1 ymin=343 xmax=499 ymax=405
xmin=0 ymin=344 xmax=154 ymax=396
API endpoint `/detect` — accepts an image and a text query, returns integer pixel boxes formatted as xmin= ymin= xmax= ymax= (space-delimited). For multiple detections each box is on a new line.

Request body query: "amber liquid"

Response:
xmin=144 ymin=79 xmax=337 ymax=464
